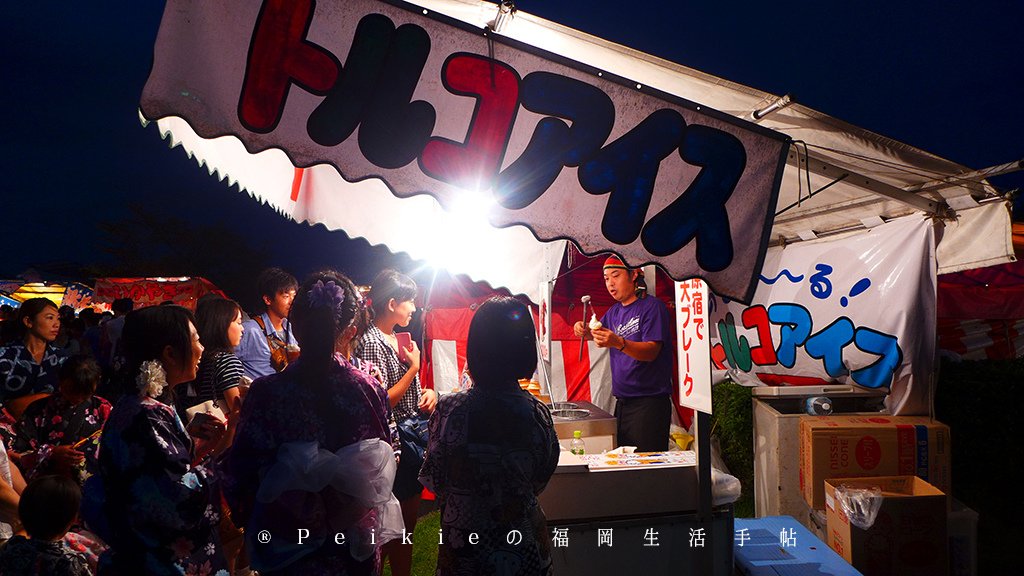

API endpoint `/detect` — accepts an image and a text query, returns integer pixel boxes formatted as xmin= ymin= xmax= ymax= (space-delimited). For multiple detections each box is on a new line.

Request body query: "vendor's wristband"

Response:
xmin=618 ymin=339 xmax=627 ymax=352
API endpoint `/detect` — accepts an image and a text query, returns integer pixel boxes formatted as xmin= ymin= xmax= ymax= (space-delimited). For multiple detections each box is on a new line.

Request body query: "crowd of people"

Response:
xmin=0 ymin=267 xmax=561 ymax=576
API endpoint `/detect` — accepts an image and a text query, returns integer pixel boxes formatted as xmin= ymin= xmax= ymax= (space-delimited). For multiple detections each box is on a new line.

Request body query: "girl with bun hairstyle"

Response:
xmin=86 ymin=305 xmax=227 ymax=575
xmin=224 ymin=270 xmax=400 ymax=576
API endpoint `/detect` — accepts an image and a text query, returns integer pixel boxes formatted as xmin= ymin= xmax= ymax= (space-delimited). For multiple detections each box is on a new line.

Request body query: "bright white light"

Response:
xmin=426 ymin=191 xmax=499 ymax=274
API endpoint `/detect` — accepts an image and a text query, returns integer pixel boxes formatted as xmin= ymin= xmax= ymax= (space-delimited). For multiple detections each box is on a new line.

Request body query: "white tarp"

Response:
xmin=710 ymin=215 xmax=937 ymax=415
xmin=149 ymin=0 xmax=1012 ymax=302
xmin=143 ymin=0 xmax=790 ymax=302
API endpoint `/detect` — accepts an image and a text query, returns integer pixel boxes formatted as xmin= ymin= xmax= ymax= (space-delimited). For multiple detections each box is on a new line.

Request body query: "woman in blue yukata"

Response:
xmin=419 ymin=296 xmax=561 ymax=576
xmin=84 ymin=305 xmax=229 ymax=575
xmin=223 ymin=270 xmax=402 ymax=576
xmin=0 ymin=298 xmax=66 ymax=446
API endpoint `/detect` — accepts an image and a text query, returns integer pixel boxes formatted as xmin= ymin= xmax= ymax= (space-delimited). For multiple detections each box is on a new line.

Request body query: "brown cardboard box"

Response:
xmin=799 ymin=415 xmax=950 ymax=509
xmin=825 ymin=476 xmax=947 ymax=576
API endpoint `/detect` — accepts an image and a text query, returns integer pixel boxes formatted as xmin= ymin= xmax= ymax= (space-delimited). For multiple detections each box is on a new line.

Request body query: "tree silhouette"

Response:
xmin=86 ymin=202 xmax=271 ymax=308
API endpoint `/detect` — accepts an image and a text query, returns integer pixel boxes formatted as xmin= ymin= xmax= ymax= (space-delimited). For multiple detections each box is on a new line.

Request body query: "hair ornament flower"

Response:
xmin=308 ymin=280 xmax=346 ymax=313
xmin=137 ymin=360 xmax=168 ymax=399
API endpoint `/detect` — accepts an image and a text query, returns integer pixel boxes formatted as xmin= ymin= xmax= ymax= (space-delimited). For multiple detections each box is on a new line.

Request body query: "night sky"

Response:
xmin=3 ymin=0 xmax=1022 ymax=301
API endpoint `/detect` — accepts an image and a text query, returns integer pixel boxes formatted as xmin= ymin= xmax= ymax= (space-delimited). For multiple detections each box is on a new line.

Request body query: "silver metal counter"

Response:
xmin=549 ymin=400 xmax=617 ymax=446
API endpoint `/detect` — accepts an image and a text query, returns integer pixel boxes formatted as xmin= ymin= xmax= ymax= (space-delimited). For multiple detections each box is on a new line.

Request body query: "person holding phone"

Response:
xmin=355 ymin=269 xmax=436 ymax=576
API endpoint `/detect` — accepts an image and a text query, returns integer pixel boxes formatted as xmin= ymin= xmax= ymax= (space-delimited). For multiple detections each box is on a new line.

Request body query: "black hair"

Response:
xmin=350 ymin=289 xmax=372 ymax=347
xmin=78 ymin=307 xmax=99 ymax=326
xmin=257 ymin=267 xmax=299 ymax=304
xmin=121 ymin=305 xmax=195 ymax=397
xmin=112 ymin=297 xmax=134 ymax=314
xmin=635 ymin=271 xmax=648 ymax=297
xmin=367 ymin=269 xmax=417 ymax=319
xmin=16 ymin=298 xmax=59 ymax=338
xmin=466 ymin=296 xmax=537 ymax=386
xmin=17 ymin=298 xmax=58 ymax=325
xmin=19 ymin=475 xmax=81 ymax=541
xmin=58 ymin=355 xmax=102 ymax=398
xmin=196 ymin=297 xmax=242 ymax=354
xmin=290 ymin=270 xmax=360 ymax=375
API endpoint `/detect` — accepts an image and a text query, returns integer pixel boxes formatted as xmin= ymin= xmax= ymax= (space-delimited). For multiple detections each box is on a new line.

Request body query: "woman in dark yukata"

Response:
xmin=84 ymin=305 xmax=229 ymax=575
xmin=420 ymin=296 xmax=560 ymax=576
xmin=223 ymin=270 xmax=401 ymax=576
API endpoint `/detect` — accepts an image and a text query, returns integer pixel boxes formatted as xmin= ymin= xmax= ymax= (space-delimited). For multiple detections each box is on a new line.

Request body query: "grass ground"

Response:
xmin=382 ymin=509 xmax=441 ymax=576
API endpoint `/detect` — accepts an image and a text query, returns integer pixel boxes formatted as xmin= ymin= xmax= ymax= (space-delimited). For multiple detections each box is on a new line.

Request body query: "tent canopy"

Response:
xmin=93 ymin=277 xmax=225 ymax=311
xmin=143 ymin=0 xmax=1014 ymax=302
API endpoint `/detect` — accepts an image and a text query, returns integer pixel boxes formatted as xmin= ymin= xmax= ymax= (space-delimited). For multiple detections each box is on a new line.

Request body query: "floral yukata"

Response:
xmin=223 ymin=356 xmax=399 ymax=576
xmin=0 ymin=535 xmax=91 ymax=576
xmin=12 ymin=395 xmax=111 ymax=482
xmin=419 ymin=384 xmax=560 ymax=576
xmin=85 ymin=394 xmax=226 ymax=576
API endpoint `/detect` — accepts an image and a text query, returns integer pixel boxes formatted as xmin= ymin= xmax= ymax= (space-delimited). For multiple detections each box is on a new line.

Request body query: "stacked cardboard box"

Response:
xmin=825 ymin=476 xmax=947 ymax=576
xmin=799 ymin=415 xmax=950 ymax=509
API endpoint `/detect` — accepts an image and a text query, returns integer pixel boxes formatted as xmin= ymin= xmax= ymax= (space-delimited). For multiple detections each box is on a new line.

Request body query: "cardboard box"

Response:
xmin=825 ymin=476 xmax=947 ymax=576
xmin=800 ymin=415 xmax=950 ymax=509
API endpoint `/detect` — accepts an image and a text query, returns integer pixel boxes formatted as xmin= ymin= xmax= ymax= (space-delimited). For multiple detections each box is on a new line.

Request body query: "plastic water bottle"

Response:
xmin=805 ymin=396 xmax=834 ymax=415
xmin=569 ymin=430 xmax=586 ymax=455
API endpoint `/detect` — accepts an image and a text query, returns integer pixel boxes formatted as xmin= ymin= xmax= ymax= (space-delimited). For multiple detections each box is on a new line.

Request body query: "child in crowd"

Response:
xmin=13 ymin=356 xmax=111 ymax=484
xmin=0 ymin=475 xmax=90 ymax=575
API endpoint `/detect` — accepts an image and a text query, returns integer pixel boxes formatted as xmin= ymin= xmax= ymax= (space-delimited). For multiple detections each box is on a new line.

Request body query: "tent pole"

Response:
xmin=694 ymin=409 xmax=715 ymax=574
xmin=791 ymin=149 xmax=943 ymax=214
xmin=903 ymin=158 xmax=1024 ymax=195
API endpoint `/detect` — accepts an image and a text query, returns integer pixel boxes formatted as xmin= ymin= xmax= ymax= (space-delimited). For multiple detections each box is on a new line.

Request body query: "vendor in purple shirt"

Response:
xmin=574 ymin=256 xmax=673 ymax=452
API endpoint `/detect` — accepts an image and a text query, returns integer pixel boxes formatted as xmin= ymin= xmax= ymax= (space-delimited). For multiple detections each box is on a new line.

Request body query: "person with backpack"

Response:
xmin=236 ymin=268 xmax=299 ymax=380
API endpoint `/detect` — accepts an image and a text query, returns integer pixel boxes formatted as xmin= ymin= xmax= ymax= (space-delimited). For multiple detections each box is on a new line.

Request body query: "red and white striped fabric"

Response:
xmin=423 ymin=308 xmax=616 ymax=412
xmin=541 ymin=339 xmax=614 ymax=413
xmin=429 ymin=333 xmax=691 ymax=427
xmin=427 ymin=336 xmax=615 ymax=412
xmin=423 ymin=282 xmax=693 ymax=428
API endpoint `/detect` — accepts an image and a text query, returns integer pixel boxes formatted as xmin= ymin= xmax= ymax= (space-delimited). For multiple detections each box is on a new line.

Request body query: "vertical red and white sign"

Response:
xmin=676 ymin=278 xmax=713 ymax=414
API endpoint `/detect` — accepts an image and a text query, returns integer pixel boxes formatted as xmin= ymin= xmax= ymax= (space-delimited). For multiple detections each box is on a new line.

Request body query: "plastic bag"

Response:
xmin=711 ymin=467 xmax=742 ymax=506
xmin=835 ymin=484 xmax=883 ymax=529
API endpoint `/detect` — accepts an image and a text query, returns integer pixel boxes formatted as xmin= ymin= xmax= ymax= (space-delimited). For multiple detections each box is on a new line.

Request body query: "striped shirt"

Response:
xmin=180 ymin=351 xmax=243 ymax=410
xmin=356 ymin=325 xmax=422 ymax=422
